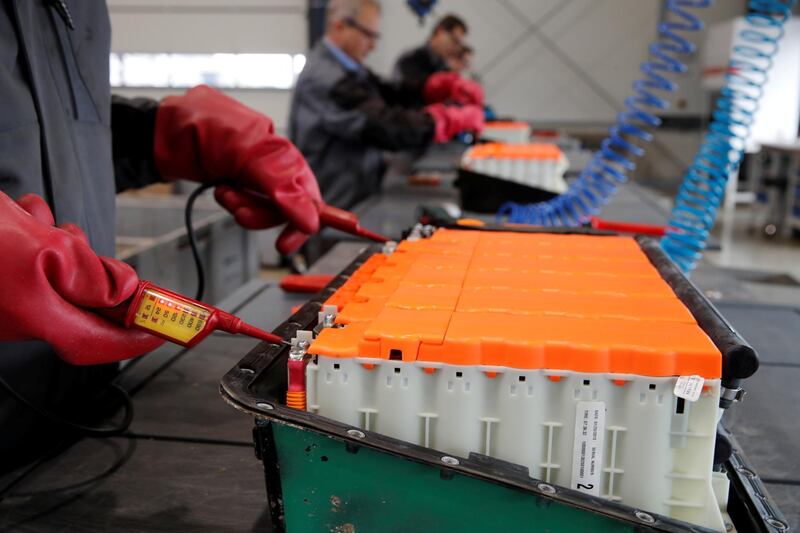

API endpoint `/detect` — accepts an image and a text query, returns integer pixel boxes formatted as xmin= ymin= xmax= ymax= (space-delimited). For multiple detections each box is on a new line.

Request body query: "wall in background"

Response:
xmin=108 ymin=1 xmax=748 ymax=131
xmin=367 ymin=0 xmax=747 ymax=124
xmin=369 ymin=0 xmax=659 ymax=124
xmin=108 ymin=0 xmax=305 ymax=132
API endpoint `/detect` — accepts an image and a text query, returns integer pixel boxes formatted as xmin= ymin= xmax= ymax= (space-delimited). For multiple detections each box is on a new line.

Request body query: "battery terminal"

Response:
xmin=382 ymin=241 xmax=398 ymax=255
xmin=287 ymin=342 xmax=310 ymax=410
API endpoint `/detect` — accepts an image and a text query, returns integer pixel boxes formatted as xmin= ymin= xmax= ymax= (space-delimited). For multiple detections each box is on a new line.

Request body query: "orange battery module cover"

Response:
xmin=310 ymin=229 xmax=721 ymax=378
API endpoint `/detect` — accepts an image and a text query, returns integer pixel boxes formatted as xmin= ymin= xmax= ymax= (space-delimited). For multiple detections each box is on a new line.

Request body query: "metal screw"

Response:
xmin=256 ymin=402 xmax=274 ymax=410
xmin=767 ymin=518 xmax=788 ymax=531
xmin=635 ymin=511 xmax=656 ymax=524
xmin=738 ymin=467 xmax=756 ymax=478
xmin=346 ymin=429 xmax=366 ymax=439
xmin=537 ymin=483 xmax=556 ymax=494
xmin=322 ymin=314 xmax=335 ymax=328
xmin=725 ymin=523 xmax=734 ymax=532
xmin=440 ymin=456 xmax=459 ymax=466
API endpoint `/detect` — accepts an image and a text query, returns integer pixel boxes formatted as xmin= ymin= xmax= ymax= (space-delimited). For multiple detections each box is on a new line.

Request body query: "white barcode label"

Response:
xmin=571 ymin=401 xmax=606 ymax=496
xmin=674 ymin=375 xmax=704 ymax=402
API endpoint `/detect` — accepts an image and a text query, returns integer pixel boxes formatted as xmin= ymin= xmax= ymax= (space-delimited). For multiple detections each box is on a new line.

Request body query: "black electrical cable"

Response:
xmin=0 ymin=375 xmax=133 ymax=438
xmin=113 ymin=183 xmax=221 ymax=394
xmin=113 ymin=182 xmax=216 ymax=385
xmin=0 ymin=185 xmax=221 ymax=502
xmin=0 ymin=442 xmax=64 ymax=503
xmin=185 ymin=182 xmax=220 ymax=300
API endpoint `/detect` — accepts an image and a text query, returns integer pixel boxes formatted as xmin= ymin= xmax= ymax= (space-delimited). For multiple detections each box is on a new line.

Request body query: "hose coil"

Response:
xmin=662 ymin=0 xmax=796 ymax=272
xmin=498 ymin=1 xmax=711 ymax=227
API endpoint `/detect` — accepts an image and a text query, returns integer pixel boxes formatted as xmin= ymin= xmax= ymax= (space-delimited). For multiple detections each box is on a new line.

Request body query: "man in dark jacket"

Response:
xmin=1 ymin=0 xmax=323 ymax=472
xmin=288 ymin=0 xmax=484 ymax=211
xmin=393 ymin=14 xmax=474 ymax=108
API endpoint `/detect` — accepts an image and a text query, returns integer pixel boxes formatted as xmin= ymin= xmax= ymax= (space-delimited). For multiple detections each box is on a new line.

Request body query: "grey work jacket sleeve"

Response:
xmin=110 ymin=95 xmax=164 ymax=192
xmin=302 ymin=78 xmax=369 ymax=142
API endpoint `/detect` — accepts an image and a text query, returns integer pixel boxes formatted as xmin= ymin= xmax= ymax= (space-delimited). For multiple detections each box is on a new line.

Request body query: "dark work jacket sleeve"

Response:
xmin=393 ymin=47 xmax=436 ymax=107
xmin=329 ymin=72 xmax=435 ymax=151
xmin=111 ymin=95 xmax=163 ymax=192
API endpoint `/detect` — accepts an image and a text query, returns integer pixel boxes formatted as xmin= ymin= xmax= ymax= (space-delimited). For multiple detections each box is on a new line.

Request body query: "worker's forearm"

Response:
xmin=361 ymin=109 xmax=435 ymax=151
xmin=111 ymin=95 xmax=163 ymax=192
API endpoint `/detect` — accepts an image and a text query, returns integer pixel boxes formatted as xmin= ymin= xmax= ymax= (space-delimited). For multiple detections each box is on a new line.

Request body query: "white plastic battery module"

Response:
xmin=461 ymin=142 xmax=569 ymax=194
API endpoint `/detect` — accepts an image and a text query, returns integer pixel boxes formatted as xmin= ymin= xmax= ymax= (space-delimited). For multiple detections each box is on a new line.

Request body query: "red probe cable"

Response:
xmin=239 ymin=187 xmax=390 ymax=243
xmin=589 ymin=217 xmax=666 ymax=237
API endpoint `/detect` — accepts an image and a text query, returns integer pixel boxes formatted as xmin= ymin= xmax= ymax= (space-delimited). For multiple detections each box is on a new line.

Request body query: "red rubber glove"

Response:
xmin=0 ymin=192 xmax=164 ymax=365
xmin=154 ymin=85 xmax=322 ymax=254
xmin=424 ymin=72 xmax=484 ymax=106
xmin=425 ymin=104 xmax=486 ymax=143
xmin=452 ymin=79 xmax=484 ymax=107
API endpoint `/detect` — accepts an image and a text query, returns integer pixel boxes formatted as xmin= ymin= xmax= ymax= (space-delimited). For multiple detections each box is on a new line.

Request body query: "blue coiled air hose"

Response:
xmin=497 ymin=0 xmax=711 ymax=227
xmin=497 ymin=0 xmax=796 ymax=273
xmin=661 ymin=0 xmax=797 ymax=272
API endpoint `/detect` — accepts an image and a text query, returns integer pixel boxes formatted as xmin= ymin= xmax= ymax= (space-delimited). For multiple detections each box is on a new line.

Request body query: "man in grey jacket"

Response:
xmin=289 ymin=0 xmax=485 ymax=211
xmin=1 ymin=0 xmax=323 ymax=473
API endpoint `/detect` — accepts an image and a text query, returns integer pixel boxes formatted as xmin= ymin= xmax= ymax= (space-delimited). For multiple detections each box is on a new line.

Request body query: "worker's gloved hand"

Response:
xmin=425 ymin=104 xmax=486 ymax=143
xmin=0 ymin=192 xmax=164 ymax=365
xmin=452 ymin=78 xmax=484 ymax=107
xmin=154 ymin=85 xmax=322 ymax=254
xmin=424 ymin=72 xmax=484 ymax=106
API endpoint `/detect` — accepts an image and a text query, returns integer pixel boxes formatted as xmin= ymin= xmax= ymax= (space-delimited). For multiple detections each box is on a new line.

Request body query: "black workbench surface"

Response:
xmin=1 ymin=145 xmax=798 ymax=532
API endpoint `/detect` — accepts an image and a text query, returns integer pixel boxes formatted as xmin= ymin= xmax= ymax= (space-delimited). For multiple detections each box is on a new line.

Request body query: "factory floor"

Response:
xmin=706 ymin=210 xmax=800 ymax=306
xmin=626 ymin=185 xmax=800 ymax=306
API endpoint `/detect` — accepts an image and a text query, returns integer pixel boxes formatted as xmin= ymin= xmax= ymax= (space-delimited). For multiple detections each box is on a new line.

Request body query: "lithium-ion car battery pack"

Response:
xmin=222 ymin=227 xmax=779 ymax=533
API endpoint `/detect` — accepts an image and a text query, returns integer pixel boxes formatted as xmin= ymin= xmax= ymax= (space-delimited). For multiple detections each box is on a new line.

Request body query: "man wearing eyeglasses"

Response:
xmin=289 ymin=0 xmax=484 ymax=211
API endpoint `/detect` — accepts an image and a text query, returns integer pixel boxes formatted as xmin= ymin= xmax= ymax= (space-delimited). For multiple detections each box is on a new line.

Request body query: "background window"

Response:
xmin=109 ymin=53 xmax=306 ymax=89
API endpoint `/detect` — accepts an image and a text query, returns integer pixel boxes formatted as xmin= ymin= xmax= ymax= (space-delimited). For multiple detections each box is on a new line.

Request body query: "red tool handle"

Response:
xmin=589 ymin=217 xmax=666 ymax=237
xmin=97 ymin=281 xmax=285 ymax=347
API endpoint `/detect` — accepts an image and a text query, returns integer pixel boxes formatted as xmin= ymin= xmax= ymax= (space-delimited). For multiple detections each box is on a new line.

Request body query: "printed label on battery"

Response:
xmin=674 ymin=375 xmax=704 ymax=402
xmin=132 ymin=288 xmax=209 ymax=344
xmin=570 ymin=401 xmax=606 ymax=496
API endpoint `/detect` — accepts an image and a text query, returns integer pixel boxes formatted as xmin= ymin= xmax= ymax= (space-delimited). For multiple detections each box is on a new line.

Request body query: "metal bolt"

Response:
xmin=289 ymin=345 xmax=306 ymax=361
xmin=635 ymin=511 xmax=656 ymax=524
xmin=725 ymin=523 xmax=734 ymax=532
xmin=322 ymin=314 xmax=335 ymax=328
xmin=256 ymin=402 xmax=274 ymax=410
xmin=440 ymin=456 xmax=459 ymax=466
xmin=738 ymin=467 xmax=756 ymax=478
xmin=346 ymin=429 xmax=366 ymax=439
xmin=537 ymin=483 xmax=556 ymax=494
xmin=382 ymin=241 xmax=398 ymax=255
xmin=767 ymin=518 xmax=788 ymax=531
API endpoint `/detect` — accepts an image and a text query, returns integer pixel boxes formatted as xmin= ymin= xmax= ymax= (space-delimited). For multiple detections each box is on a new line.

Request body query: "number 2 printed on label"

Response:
xmin=570 ymin=401 xmax=606 ymax=497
